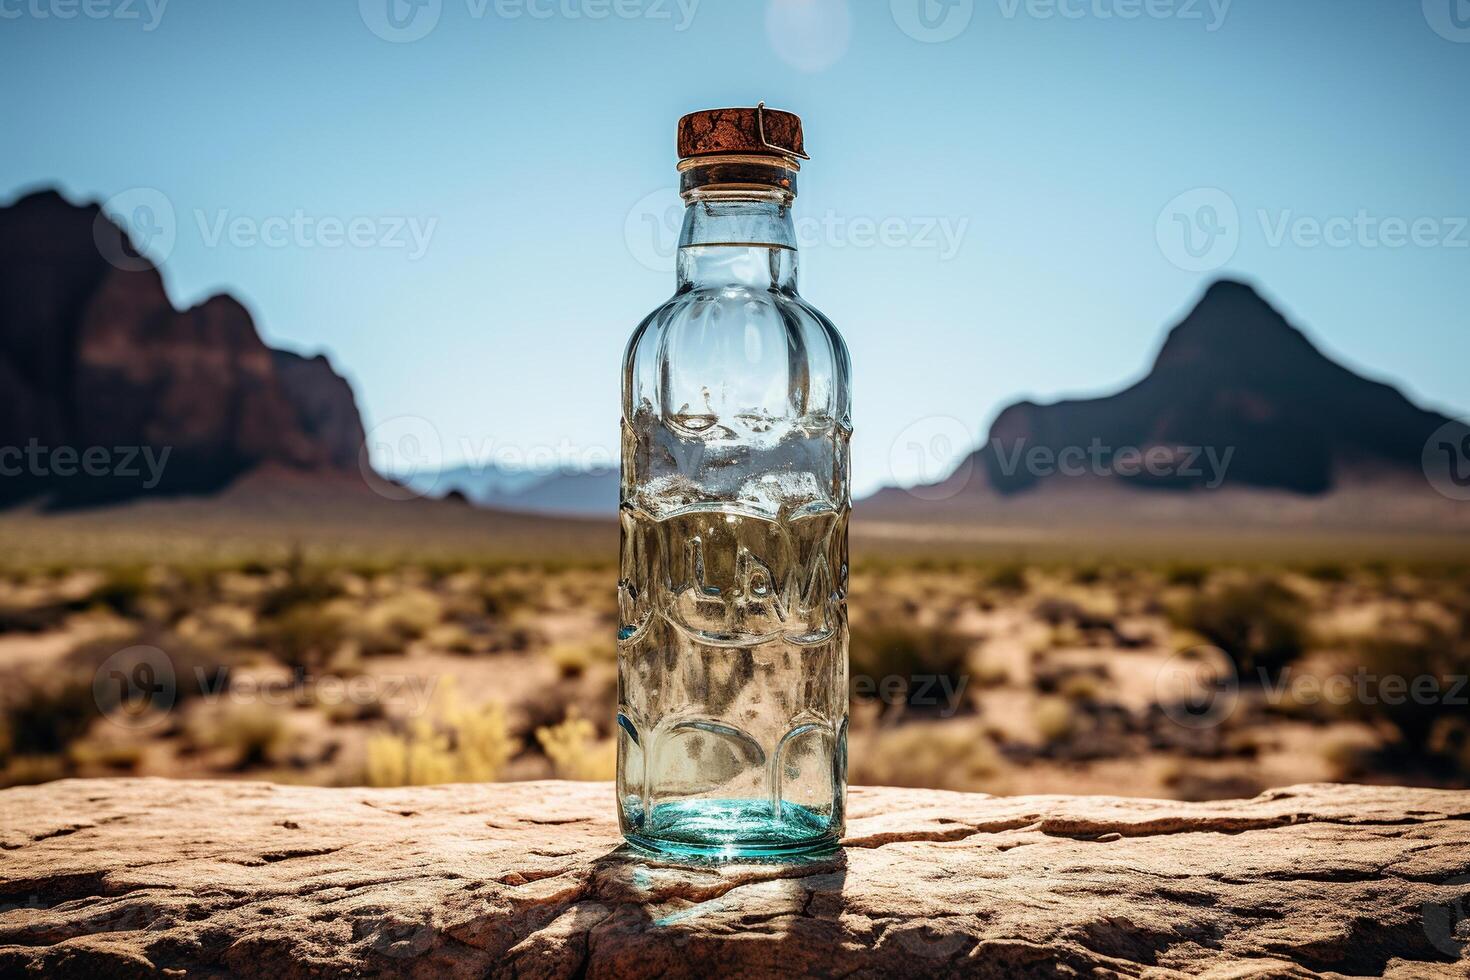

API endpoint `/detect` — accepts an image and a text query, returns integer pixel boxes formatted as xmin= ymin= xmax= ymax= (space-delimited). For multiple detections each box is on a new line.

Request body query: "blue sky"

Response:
xmin=2 ymin=0 xmax=1467 ymax=496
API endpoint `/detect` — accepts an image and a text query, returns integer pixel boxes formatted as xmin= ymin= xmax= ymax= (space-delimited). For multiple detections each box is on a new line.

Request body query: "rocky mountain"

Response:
xmin=5 ymin=188 xmax=1456 ymax=528
xmin=270 ymin=349 xmax=366 ymax=472
xmin=0 ymin=190 xmax=365 ymax=508
xmin=870 ymin=280 xmax=1456 ymax=511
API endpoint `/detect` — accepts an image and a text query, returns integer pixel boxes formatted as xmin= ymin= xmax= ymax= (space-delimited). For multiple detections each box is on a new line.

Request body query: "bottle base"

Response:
xmin=622 ymin=798 xmax=841 ymax=862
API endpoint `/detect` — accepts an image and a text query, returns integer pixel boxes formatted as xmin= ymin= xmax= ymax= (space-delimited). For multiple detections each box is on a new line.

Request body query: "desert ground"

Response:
xmin=2 ymin=496 xmax=1466 ymax=802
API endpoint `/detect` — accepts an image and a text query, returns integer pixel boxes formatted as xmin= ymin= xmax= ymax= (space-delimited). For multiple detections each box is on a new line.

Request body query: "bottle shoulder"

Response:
xmin=633 ymin=285 xmax=841 ymax=328
xmin=625 ymin=287 xmax=847 ymax=372
xmin=623 ymin=287 xmax=850 ymax=428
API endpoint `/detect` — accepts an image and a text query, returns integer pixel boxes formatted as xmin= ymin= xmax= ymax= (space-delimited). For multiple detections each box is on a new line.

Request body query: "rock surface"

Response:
xmin=1 ymin=780 xmax=1467 ymax=978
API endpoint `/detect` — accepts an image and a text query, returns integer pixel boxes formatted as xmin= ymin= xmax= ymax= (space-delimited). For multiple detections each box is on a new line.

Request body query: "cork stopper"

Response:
xmin=677 ymin=104 xmax=807 ymax=162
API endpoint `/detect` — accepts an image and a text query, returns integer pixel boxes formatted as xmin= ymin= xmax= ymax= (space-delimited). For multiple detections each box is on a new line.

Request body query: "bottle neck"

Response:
xmin=676 ymin=196 xmax=798 ymax=294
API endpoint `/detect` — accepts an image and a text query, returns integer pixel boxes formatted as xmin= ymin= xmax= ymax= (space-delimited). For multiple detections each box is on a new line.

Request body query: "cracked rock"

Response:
xmin=1 ymin=780 xmax=1467 ymax=978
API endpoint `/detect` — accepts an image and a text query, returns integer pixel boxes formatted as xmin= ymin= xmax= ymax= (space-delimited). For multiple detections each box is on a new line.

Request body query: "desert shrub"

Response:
xmin=849 ymin=620 xmax=971 ymax=712
xmin=214 ymin=569 xmax=276 ymax=603
xmin=0 ymin=755 xmax=67 ymax=787
xmin=175 ymin=604 xmax=257 ymax=650
xmin=88 ymin=565 xmax=151 ymax=616
xmin=850 ymin=723 xmax=1000 ymax=791
xmin=67 ymin=739 xmax=145 ymax=772
xmin=972 ymin=653 xmax=1011 ymax=689
xmin=260 ymin=606 xmax=347 ymax=670
xmin=481 ymin=572 xmax=543 ymax=616
xmin=1032 ymin=594 xmax=1116 ymax=632
xmin=545 ymin=641 xmax=615 ymax=679
xmin=186 ymin=705 xmax=286 ymax=768
xmin=984 ymin=564 xmax=1029 ymax=594
xmin=1347 ymin=611 xmax=1470 ymax=757
xmin=0 ymin=632 xmax=210 ymax=781
xmin=365 ymin=680 xmax=512 ymax=786
xmin=438 ymin=569 xmax=487 ymax=597
xmin=257 ymin=560 xmax=344 ymax=619
xmin=0 ymin=598 xmax=72 ymax=633
xmin=1059 ymin=672 xmax=1105 ymax=702
xmin=1320 ymin=733 xmax=1376 ymax=781
xmin=535 ymin=709 xmax=616 ymax=781
xmin=419 ymin=558 xmax=469 ymax=584
xmin=1070 ymin=564 xmax=1104 ymax=585
xmin=1033 ymin=596 xmax=1081 ymax=628
xmin=76 ymin=625 xmax=231 ymax=684
xmin=1170 ymin=578 xmax=1308 ymax=678
xmin=2 ymin=632 xmax=216 ymax=761
xmin=350 ymin=591 xmax=443 ymax=656
xmin=1165 ymin=564 xmax=1210 ymax=588
xmin=1303 ymin=562 xmax=1349 ymax=584
xmin=424 ymin=622 xmax=477 ymax=654
xmin=3 ymin=673 xmax=97 ymax=755
xmin=1033 ymin=696 xmax=1076 ymax=743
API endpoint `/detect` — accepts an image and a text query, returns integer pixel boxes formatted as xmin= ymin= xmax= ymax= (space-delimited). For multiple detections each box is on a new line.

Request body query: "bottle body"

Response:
xmin=617 ymin=199 xmax=850 ymax=859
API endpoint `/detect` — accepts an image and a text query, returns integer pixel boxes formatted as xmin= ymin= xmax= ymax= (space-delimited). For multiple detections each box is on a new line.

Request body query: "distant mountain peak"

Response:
xmin=13 ymin=187 xmax=76 ymax=209
xmin=966 ymin=279 xmax=1453 ymax=497
xmin=1154 ymin=279 xmax=1318 ymax=375
xmin=1201 ymin=277 xmax=1261 ymax=299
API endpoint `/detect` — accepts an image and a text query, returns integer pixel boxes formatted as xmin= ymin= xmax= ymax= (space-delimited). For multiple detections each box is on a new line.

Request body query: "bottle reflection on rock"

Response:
xmin=617 ymin=106 xmax=851 ymax=859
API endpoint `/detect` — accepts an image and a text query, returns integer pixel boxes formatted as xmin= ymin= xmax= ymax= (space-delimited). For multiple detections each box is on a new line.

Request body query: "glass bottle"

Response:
xmin=617 ymin=106 xmax=851 ymax=860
